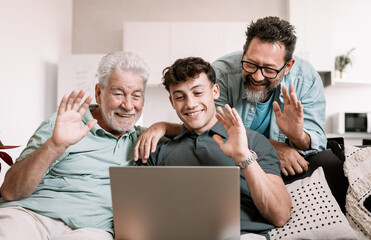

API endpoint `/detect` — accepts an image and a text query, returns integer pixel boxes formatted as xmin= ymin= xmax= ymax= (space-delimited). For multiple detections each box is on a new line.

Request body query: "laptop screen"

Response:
xmin=109 ymin=166 xmax=240 ymax=240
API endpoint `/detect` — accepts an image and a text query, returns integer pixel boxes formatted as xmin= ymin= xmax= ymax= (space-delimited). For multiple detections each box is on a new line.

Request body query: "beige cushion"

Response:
xmin=269 ymin=167 xmax=356 ymax=240
xmin=344 ymin=146 xmax=371 ymax=239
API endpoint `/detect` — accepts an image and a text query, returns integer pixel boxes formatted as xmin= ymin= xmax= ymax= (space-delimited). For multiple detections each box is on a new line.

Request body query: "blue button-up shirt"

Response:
xmin=212 ymin=51 xmax=327 ymax=156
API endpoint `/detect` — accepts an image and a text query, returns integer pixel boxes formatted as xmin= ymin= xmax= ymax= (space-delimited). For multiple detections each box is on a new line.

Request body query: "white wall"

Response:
xmin=0 ymin=0 xmax=72 ymax=182
xmin=71 ymin=0 xmax=287 ymax=127
xmin=71 ymin=0 xmax=371 ymax=131
xmin=289 ymin=0 xmax=371 ymax=133
xmin=324 ymin=0 xmax=371 ymax=133
xmin=72 ymin=0 xmax=287 ymax=54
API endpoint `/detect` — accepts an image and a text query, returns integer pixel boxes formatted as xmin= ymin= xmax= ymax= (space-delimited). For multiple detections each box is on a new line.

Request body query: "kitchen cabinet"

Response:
xmin=123 ymin=21 xmax=247 ymax=86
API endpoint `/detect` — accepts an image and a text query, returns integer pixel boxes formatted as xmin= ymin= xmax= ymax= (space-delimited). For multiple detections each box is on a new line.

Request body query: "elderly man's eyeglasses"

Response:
xmin=241 ymin=60 xmax=288 ymax=79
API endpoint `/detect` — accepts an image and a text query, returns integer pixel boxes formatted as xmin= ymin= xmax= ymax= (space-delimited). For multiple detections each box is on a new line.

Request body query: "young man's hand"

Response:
xmin=213 ymin=104 xmax=251 ymax=163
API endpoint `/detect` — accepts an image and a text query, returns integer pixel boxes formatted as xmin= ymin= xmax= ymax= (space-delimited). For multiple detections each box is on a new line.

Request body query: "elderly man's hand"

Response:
xmin=51 ymin=90 xmax=97 ymax=151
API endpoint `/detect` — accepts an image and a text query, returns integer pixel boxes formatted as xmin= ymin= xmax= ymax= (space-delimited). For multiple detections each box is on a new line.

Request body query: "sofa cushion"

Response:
xmin=283 ymin=149 xmax=348 ymax=213
xmin=269 ymin=167 xmax=356 ymax=240
xmin=344 ymin=146 xmax=371 ymax=239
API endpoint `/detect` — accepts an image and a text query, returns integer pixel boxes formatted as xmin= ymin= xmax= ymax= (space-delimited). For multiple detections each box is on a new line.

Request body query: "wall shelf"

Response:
xmin=317 ymin=70 xmax=371 ymax=87
xmin=332 ymin=78 xmax=371 ymax=86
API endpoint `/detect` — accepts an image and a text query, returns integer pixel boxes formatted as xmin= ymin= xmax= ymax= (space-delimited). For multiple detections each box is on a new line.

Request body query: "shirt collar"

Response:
xmin=82 ymin=104 xmax=100 ymax=135
xmin=241 ymin=78 xmax=248 ymax=100
xmin=173 ymin=121 xmax=228 ymax=140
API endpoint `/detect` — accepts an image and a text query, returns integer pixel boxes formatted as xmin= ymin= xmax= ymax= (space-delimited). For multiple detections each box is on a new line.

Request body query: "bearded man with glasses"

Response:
xmin=212 ymin=16 xmax=327 ymax=179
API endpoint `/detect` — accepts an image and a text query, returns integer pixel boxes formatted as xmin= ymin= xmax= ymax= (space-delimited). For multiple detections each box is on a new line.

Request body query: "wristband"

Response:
xmin=236 ymin=150 xmax=258 ymax=169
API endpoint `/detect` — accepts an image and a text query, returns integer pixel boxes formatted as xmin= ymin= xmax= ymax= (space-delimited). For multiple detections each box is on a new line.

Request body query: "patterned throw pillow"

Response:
xmin=269 ymin=167 xmax=356 ymax=240
xmin=344 ymin=146 xmax=371 ymax=239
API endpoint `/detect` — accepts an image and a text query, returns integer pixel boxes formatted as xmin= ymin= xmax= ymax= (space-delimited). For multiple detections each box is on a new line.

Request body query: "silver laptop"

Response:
xmin=109 ymin=166 xmax=240 ymax=240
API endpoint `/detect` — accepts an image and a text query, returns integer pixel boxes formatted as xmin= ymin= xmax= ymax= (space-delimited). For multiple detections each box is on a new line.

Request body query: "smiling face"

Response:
xmin=169 ymin=72 xmax=220 ymax=135
xmin=94 ymin=71 xmax=144 ymax=138
xmin=242 ymin=37 xmax=294 ymax=102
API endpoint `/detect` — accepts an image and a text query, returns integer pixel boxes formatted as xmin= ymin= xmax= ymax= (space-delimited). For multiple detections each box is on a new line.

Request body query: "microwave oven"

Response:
xmin=333 ymin=112 xmax=371 ymax=134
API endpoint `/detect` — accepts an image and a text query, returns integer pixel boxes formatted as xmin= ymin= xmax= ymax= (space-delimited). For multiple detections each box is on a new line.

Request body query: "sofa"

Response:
xmin=268 ymin=141 xmax=371 ymax=239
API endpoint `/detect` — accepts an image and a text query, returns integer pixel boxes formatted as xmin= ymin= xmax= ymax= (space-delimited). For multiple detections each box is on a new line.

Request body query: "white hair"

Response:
xmin=97 ymin=51 xmax=150 ymax=89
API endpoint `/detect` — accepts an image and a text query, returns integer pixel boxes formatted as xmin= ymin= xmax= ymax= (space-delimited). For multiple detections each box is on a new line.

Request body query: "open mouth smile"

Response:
xmin=115 ymin=113 xmax=135 ymax=118
xmin=185 ymin=110 xmax=203 ymax=117
xmin=249 ymin=77 xmax=269 ymax=86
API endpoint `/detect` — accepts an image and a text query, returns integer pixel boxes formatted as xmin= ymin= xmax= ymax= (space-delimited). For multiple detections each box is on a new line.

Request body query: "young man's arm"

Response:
xmin=213 ymin=105 xmax=291 ymax=227
xmin=1 ymin=90 xmax=96 ymax=201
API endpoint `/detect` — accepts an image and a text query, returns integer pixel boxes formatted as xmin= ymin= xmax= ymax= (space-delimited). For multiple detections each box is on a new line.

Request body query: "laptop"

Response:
xmin=109 ymin=166 xmax=240 ymax=240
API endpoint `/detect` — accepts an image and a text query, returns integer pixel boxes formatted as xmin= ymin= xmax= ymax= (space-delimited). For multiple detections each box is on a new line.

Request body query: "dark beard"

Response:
xmin=243 ymin=75 xmax=280 ymax=102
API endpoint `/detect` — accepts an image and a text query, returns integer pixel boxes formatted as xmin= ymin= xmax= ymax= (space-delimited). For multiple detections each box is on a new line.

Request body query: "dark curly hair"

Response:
xmin=244 ymin=16 xmax=297 ymax=62
xmin=162 ymin=57 xmax=216 ymax=92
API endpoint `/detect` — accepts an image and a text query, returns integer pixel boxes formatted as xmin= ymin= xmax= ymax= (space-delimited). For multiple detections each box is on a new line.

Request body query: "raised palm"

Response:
xmin=213 ymin=105 xmax=249 ymax=162
xmin=273 ymin=84 xmax=303 ymax=140
xmin=51 ymin=90 xmax=97 ymax=149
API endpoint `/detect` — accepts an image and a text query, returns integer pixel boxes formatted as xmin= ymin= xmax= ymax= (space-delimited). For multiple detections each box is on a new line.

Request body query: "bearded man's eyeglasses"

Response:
xmin=241 ymin=60 xmax=288 ymax=79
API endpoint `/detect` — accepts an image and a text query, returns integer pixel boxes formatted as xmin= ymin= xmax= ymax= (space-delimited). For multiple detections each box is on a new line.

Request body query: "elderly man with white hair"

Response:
xmin=0 ymin=52 xmax=176 ymax=240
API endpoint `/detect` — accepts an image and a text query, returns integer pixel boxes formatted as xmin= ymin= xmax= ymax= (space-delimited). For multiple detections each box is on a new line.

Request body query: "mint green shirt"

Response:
xmin=0 ymin=105 xmax=146 ymax=234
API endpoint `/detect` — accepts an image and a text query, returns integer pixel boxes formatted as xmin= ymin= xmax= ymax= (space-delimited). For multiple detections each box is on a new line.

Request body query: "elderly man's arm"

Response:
xmin=213 ymin=105 xmax=291 ymax=226
xmin=1 ymin=90 xmax=96 ymax=201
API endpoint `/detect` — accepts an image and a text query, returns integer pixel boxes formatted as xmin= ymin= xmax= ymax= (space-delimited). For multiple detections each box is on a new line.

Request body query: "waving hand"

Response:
xmin=51 ymin=90 xmax=97 ymax=149
xmin=213 ymin=104 xmax=249 ymax=163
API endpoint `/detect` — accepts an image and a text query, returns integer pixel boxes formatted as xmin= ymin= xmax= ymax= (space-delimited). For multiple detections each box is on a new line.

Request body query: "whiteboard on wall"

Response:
xmin=57 ymin=54 xmax=104 ymax=105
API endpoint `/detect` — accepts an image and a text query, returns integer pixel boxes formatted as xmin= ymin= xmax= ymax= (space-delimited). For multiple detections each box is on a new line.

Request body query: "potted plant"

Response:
xmin=0 ymin=140 xmax=19 ymax=173
xmin=335 ymin=48 xmax=355 ymax=78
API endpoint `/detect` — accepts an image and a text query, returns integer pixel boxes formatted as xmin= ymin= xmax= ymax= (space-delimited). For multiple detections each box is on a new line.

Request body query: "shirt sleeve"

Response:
xmin=16 ymin=114 xmax=56 ymax=162
xmin=15 ymin=113 xmax=69 ymax=175
xmin=247 ymin=129 xmax=281 ymax=177
xmin=287 ymin=69 xmax=327 ymax=156
xmin=213 ymin=66 xmax=230 ymax=108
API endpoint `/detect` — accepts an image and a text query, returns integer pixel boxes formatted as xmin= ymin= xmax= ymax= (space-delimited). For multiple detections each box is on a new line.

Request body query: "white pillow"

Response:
xmin=344 ymin=146 xmax=371 ymax=239
xmin=269 ymin=167 xmax=356 ymax=240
